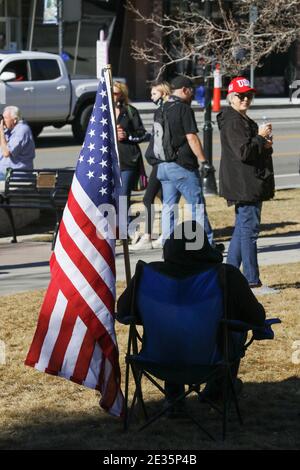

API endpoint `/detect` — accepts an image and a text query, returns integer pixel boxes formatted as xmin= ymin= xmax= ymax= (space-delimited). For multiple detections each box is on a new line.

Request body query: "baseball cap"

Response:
xmin=170 ymin=75 xmax=194 ymax=90
xmin=227 ymin=76 xmax=256 ymax=94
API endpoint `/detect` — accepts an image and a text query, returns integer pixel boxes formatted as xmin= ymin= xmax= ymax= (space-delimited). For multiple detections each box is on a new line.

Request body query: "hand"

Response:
xmin=259 ymin=123 xmax=272 ymax=139
xmin=117 ymin=124 xmax=127 ymax=141
xmin=200 ymin=160 xmax=213 ymax=178
xmin=264 ymin=138 xmax=273 ymax=149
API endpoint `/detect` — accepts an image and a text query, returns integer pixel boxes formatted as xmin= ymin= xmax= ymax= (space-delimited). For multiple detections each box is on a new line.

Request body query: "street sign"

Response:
xmin=250 ymin=5 xmax=258 ymax=23
xmin=43 ymin=0 xmax=57 ymax=25
xmin=96 ymin=30 xmax=108 ymax=79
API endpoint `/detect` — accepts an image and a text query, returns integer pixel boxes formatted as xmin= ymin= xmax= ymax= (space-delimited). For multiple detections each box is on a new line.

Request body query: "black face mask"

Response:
xmin=153 ymin=97 xmax=163 ymax=106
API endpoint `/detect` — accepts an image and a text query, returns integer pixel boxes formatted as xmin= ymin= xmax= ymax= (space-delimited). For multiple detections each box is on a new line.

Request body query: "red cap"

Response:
xmin=227 ymin=76 xmax=256 ymax=94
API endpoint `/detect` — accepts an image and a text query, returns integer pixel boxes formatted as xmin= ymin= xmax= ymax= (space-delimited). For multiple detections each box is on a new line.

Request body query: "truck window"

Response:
xmin=30 ymin=59 xmax=61 ymax=80
xmin=2 ymin=60 xmax=28 ymax=81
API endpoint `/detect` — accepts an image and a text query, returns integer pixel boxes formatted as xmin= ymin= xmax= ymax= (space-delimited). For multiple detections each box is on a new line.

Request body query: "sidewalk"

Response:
xmin=0 ymin=232 xmax=299 ymax=296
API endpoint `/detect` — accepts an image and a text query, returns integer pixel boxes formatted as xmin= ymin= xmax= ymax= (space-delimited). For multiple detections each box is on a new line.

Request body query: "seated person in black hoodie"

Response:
xmin=117 ymin=220 xmax=266 ymax=405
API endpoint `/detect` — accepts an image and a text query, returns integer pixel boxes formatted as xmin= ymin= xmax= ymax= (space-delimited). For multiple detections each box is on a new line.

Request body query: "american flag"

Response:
xmin=25 ymin=69 xmax=124 ymax=417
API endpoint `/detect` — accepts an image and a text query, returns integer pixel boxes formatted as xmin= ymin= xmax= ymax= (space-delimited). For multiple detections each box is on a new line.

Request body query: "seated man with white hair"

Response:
xmin=0 ymin=105 xmax=35 ymax=181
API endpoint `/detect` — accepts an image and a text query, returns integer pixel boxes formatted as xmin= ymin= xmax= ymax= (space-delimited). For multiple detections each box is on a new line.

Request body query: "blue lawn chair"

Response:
xmin=123 ymin=263 xmax=280 ymax=440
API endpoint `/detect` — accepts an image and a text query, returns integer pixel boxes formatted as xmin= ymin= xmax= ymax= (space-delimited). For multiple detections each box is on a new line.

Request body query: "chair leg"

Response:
xmin=222 ymin=370 xmax=230 ymax=441
xmin=4 ymin=207 xmax=17 ymax=243
xmin=123 ymin=358 xmax=131 ymax=431
xmin=52 ymin=214 xmax=62 ymax=250
xmin=130 ymin=366 xmax=148 ymax=422
xmin=228 ymin=373 xmax=243 ymax=425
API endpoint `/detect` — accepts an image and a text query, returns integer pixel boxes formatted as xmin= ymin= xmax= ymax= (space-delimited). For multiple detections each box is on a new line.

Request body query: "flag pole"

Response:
xmin=105 ymin=64 xmax=132 ymax=286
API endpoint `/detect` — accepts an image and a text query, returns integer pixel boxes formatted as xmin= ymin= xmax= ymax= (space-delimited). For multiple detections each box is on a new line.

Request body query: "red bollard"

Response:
xmin=212 ymin=63 xmax=222 ymax=112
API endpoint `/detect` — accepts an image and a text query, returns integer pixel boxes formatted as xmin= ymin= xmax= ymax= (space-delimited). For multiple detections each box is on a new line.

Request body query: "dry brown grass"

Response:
xmin=202 ymin=188 xmax=300 ymax=241
xmin=0 ymin=189 xmax=299 ymax=450
xmin=131 ymin=187 xmax=300 ymax=242
xmin=1 ymin=272 xmax=299 ymax=450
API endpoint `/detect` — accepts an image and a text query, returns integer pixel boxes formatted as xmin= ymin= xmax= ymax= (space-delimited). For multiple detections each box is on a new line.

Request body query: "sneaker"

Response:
xmin=251 ymin=285 xmax=279 ymax=295
xmin=129 ymin=231 xmax=140 ymax=245
xmin=152 ymin=235 xmax=164 ymax=249
xmin=129 ymin=234 xmax=152 ymax=251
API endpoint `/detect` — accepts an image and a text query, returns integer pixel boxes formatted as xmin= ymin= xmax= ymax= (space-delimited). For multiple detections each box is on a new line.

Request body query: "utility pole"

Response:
xmin=249 ymin=5 xmax=258 ymax=88
xmin=202 ymin=0 xmax=217 ymax=195
xmin=58 ymin=0 xmax=63 ymax=56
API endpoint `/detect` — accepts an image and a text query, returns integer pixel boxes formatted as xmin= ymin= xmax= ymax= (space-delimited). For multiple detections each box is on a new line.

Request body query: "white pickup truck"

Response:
xmin=0 ymin=50 xmax=99 ymax=143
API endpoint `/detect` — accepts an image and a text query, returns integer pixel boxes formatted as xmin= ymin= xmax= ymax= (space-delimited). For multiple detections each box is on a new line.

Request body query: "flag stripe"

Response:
xmin=25 ymin=280 xmax=60 ymax=366
xmin=60 ymin=316 xmax=88 ymax=379
xmin=46 ymin=298 xmax=81 ymax=374
xmin=71 ymin=329 xmax=97 ymax=385
xmin=58 ymin=219 xmax=115 ymax=312
xmin=54 ymin=234 xmax=115 ymax=336
xmin=36 ymin=290 xmax=68 ymax=371
xmin=84 ymin=341 xmax=103 ymax=389
xmin=72 ymin=176 xmax=116 ymax=250
xmin=67 ymin=187 xmax=116 ymax=277
xmin=50 ymin=254 xmax=120 ymax=367
xmin=62 ymin=202 xmax=115 ymax=294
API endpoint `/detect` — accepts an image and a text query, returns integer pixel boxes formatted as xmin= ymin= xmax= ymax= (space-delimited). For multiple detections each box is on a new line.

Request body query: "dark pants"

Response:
xmin=120 ymin=169 xmax=137 ymax=226
xmin=227 ymin=202 xmax=262 ymax=286
xmin=142 ymin=165 xmax=162 ymax=235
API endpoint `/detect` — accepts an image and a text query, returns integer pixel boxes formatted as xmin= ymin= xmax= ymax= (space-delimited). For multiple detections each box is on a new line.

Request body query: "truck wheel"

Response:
xmin=30 ymin=124 xmax=44 ymax=139
xmin=72 ymin=103 xmax=93 ymax=144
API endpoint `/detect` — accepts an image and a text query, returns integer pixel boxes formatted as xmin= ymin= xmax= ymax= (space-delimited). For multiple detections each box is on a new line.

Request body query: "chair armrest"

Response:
xmin=221 ymin=317 xmax=281 ymax=340
xmin=252 ymin=318 xmax=282 ymax=340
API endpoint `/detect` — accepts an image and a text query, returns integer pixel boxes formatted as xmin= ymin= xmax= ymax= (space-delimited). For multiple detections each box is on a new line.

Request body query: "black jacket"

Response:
xmin=116 ymin=104 xmax=146 ymax=171
xmin=217 ymin=106 xmax=275 ymax=203
xmin=117 ymin=221 xmax=265 ymax=327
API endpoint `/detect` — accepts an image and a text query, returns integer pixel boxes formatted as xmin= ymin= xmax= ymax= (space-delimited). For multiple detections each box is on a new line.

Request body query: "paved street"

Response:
xmin=35 ymin=103 xmax=300 ymax=190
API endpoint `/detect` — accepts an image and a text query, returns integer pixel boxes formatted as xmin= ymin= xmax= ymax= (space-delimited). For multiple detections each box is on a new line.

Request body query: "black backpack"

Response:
xmin=151 ymin=102 xmax=178 ymax=162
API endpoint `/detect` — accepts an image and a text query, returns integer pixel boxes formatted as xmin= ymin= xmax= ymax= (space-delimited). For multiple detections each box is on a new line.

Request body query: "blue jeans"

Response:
xmin=227 ymin=202 xmax=262 ymax=285
xmin=157 ymin=162 xmax=213 ymax=244
xmin=120 ymin=169 xmax=137 ymax=199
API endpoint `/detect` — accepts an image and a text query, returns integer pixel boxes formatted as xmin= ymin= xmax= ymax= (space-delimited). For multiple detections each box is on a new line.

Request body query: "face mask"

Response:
xmin=153 ymin=97 xmax=163 ymax=106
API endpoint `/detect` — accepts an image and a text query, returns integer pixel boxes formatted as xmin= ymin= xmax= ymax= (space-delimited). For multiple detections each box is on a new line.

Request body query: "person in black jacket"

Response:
xmin=130 ymin=81 xmax=171 ymax=251
xmin=117 ymin=220 xmax=266 ymax=406
xmin=113 ymin=81 xmax=146 ymax=236
xmin=217 ymin=77 xmax=275 ymax=294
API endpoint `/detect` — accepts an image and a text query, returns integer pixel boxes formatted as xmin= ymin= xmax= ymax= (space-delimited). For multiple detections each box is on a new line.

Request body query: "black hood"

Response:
xmin=163 ymin=221 xmax=223 ymax=272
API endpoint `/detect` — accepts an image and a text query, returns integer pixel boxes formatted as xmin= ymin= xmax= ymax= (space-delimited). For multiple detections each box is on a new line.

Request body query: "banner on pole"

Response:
xmin=43 ymin=0 xmax=58 ymax=25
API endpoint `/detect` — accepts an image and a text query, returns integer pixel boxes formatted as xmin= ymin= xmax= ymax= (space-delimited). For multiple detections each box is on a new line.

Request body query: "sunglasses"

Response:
xmin=235 ymin=92 xmax=254 ymax=101
xmin=113 ymin=91 xmax=121 ymax=96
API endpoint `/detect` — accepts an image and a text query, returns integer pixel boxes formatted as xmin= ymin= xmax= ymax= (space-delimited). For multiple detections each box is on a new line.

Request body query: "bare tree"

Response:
xmin=127 ymin=0 xmax=300 ymax=79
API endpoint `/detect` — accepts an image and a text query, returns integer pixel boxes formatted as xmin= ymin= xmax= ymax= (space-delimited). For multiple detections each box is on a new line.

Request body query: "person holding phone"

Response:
xmin=217 ymin=77 xmax=276 ymax=295
xmin=0 ymin=106 xmax=35 ymax=181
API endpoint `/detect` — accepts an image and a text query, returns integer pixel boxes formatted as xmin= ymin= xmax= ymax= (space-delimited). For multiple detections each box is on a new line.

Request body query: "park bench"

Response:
xmin=0 ymin=168 xmax=74 ymax=247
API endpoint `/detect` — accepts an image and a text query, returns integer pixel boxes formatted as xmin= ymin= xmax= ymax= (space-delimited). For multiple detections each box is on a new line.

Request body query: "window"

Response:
xmin=30 ymin=59 xmax=61 ymax=81
xmin=2 ymin=60 xmax=28 ymax=81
